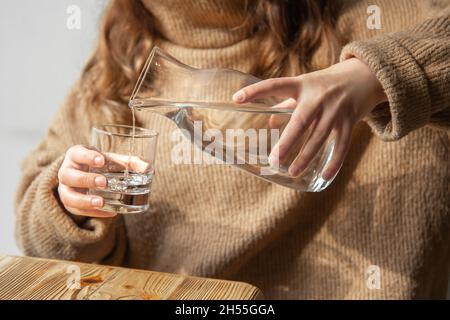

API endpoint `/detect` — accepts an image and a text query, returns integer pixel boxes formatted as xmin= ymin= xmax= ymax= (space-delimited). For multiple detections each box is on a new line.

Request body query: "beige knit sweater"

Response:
xmin=15 ymin=0 xmax=450 ymax=299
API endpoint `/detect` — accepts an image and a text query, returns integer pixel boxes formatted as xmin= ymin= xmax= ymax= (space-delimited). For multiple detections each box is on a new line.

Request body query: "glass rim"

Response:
xmin=92 ymin=124 xmax=158 ymax=139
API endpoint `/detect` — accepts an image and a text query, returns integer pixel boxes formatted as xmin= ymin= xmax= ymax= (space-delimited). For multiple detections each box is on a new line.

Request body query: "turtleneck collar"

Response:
xmin=142 ymin=0 xmax=257 ymax=48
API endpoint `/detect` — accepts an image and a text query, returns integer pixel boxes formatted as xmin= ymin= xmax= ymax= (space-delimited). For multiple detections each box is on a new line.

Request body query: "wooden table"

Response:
xmin=0 ymin=254 xmax=263 ymax=300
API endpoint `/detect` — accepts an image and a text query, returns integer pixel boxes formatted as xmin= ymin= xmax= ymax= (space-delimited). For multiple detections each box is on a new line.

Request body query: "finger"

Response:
xmin=59 ymin=184 xmax=105 ymax=210
xmin=288 ymin=118 xmax=334 ymax=177
xmin=322 ymin=122 xmax=352 ymax=181
xmin=129 ymin=156 xmax=151 ymax=173
xmin=58 ymin=168 xmax=107 ymax=189
xmin=268 ymin=98 xmax=297 ymax=129
xmin=66 ymin=206 xmax=116 ymax=218
xmin=67 ymin=145 xmax=105 ymax=168
xmin=105 ymin=152 xmax=151 ymax=174
xmin=268 ymin=100 xmax=320 ymax=166
xmin=233 ymin=77 xmax=299 ymax=103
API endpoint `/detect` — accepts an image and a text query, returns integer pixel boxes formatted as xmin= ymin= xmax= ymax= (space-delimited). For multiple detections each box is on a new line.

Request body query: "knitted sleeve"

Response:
xmin=14 ymin=80 xmax=127 ymax=265
xmin=340 ymin=10 xmax=450 ymax=140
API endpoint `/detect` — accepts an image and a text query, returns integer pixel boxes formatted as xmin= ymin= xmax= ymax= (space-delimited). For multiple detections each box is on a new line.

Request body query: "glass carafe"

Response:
xmin=129 ymin=47 xmax=337 ymax=191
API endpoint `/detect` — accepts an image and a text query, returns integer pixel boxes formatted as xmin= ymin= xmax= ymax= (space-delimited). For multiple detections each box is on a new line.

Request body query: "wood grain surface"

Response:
xmin=0 ymin=254 xmax=263 ymax=300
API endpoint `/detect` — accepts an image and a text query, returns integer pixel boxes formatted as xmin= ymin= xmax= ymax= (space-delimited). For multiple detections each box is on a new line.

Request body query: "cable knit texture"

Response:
xmin=15 ymin=0 xmax=450 ymax=299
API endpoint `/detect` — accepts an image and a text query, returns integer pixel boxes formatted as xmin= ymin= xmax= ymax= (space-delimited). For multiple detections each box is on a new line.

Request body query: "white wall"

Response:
xmin=0 ymin=0 xmax=107 ymax=255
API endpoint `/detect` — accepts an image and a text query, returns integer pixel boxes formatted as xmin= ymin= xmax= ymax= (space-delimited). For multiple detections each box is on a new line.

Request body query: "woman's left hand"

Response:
xmin=233 ymin=58 xmax=388 ymax=181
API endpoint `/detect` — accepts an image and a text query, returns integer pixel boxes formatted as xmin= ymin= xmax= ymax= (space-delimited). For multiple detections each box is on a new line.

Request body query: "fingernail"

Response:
xmin=233 ymin=91 xmax=245 ymax=103
xmin=289 ymin=165 xmax=301 ymax=177
xmin=321 ymin=171 xmax=332 ymax=181
xmin=94 ymin=156 xmax=104 ymax=166
xmin=268 ymin=154 xmax=279 ymax=167
xmin=91 ymin=197 xmax=103 ymax=207
xmin=95 ymin=175 xmax=107 ymax=188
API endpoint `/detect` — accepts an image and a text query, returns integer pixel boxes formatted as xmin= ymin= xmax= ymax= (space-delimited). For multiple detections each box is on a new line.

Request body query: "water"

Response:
xmin=124 ymin=106 xmax=137 ymax=177
xmin=129 ymin=99 xmax=335 ymax=191
xmin=130 ymin=98 xmax=293 ymax=114
xmin=90 ymin=171 xmax=153 ymax=214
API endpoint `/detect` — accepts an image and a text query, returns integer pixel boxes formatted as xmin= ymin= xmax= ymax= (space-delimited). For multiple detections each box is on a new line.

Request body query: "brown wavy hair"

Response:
xmin=81 ymin=0 xmax=343 ymax=121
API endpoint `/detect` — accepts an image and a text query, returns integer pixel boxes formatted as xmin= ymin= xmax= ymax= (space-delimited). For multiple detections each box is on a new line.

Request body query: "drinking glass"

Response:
xmin=88 ymin=125 xmax=158 ymax=214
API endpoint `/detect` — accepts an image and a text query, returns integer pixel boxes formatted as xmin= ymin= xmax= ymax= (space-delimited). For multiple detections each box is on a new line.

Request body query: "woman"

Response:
xmin=16 ymin=0 xmax=450 ymax=299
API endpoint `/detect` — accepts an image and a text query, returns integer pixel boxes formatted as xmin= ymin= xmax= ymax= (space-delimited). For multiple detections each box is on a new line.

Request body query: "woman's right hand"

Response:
xmin=57 ymin=145 xmax=116 ymax=218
